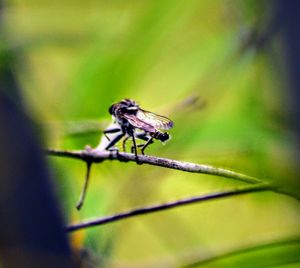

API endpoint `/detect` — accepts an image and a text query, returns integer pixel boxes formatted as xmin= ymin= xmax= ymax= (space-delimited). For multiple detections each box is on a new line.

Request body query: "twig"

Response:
xmin=76 ymin=161 xmax=92 ymax=210
xmin=65 ymin=183 xmax=273 ymax=232
xmin=45 ymin=148 xmax=262 ymax=184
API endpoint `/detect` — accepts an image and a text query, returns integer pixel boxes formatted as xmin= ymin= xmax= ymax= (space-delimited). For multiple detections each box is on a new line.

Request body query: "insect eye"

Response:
xmin=108 ymin=104 xmax=115 ymax=115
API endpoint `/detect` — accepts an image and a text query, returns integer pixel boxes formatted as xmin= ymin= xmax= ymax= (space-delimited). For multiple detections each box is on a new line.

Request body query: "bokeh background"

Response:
xmin=1 ymin=0 xmax=300 ymax=267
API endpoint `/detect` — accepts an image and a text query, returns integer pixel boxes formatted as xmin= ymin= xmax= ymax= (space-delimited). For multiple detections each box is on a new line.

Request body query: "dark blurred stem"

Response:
xmin=76 ymin=161 xmax=92 ymax=210
xmin=66 ymin=183 xmax=273 ymax=232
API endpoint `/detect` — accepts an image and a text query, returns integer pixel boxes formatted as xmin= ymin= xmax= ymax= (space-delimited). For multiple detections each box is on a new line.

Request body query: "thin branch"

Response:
xmin=65 ymin=183 xmax=273 ymax=232
xmin=76 ymin=161 xmax=92 ymax=210
xmin=45 ymin=148 xmax=262 ymax=184
xmin=47 ymin=148 xmax=298 ymax=231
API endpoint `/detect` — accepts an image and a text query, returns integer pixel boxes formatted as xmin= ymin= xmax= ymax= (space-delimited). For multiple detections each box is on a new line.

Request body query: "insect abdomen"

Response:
xmin=154 ymin=132 xmax=169 ymax=142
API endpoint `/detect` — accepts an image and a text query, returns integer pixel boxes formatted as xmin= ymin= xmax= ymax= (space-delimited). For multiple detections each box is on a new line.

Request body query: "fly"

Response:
xmin=76 ymin=99 xmax=173 ymax=209
xmin=104 ymin=99 xmax=173 ymax=158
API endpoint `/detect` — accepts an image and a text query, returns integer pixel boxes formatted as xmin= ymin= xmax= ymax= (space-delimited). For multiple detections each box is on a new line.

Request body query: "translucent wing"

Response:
xmin=123 ymin=113 xmax=157 ymax=133
xmin=136 ymin=109 xmax=173 ymax=130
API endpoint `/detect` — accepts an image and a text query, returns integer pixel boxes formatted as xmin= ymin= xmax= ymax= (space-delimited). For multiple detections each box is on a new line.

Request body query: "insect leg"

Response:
xmin=135 ymin=132 xmax=150 ymax=141
xmin=141 ymin=137 xmax=154 ymax=155
xmin=133 ymin=132 xmax=154 ymax=154
xmin=103 ymin=127 xmax=122 ymax=141
xmin=130 ymin=132 xmax=138 ymax=159
xmin=105 ymin=132 xmax=125 ymax=151
xmin=122 ymin=136 xmax=130 ymax=152
xmin=104 ymin=127 xmax=121 ymax=134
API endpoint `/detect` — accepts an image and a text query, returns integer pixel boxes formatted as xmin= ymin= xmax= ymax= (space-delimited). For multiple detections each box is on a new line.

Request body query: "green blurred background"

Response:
xmin=1 ymin=0 xmax=300 ymax=267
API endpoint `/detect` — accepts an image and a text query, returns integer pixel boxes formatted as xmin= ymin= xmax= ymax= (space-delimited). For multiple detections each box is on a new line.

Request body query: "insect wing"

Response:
xmin=136 ymin=109 xmax=173 ymax=130
xmin=123 ymin=113 xmax=157 ymax=133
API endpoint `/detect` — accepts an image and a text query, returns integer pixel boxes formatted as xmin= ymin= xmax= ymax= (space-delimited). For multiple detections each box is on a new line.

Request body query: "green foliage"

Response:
xmin=3 ymin=0 xmax=300 ymax=266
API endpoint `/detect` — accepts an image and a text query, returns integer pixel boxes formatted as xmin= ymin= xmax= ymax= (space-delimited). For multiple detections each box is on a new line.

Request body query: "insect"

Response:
xmin=104 ymin=99 xmax=173 ymax=157
xmin=76 ymin=100 xmax=172 ymax=210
